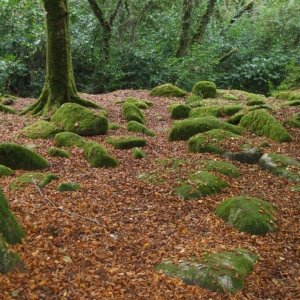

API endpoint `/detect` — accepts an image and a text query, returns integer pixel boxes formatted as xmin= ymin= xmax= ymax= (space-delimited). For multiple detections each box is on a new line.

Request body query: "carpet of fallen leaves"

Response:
xmin=0 ymin=90 xmax=299 ymax=300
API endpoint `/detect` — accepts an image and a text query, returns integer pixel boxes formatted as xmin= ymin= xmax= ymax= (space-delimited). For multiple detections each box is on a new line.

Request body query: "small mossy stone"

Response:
xmin=192 ymin=81 xmax=217 ymax=98
xmin=175 ymin=171 xmax=228 ymax=200
xmin=216 ymin=196 xmax=277 ymax=235
xmin=156 ymin=248 xmax=258 ymax=294
xmin=0 ymin=235 xmax=20 ymax=274
xmin=150 ymin=83 xmax=187 ymax=97
xmin=51 ymin=103 xmax=108 ymax=136
xmin=186 ymin=95 xmax=203 ymax=104
xmin=109 ymin=123 xmax=122 ymax=130
xmin=0 ymin=165 xmax=14 ymax=177
xmin=122 ymin=102 xmax=145 ymax=124
xmin=48 ymin=147 xmax=70 ymax=158
xmin=54 ymin=132 xmax=86 ymax=148
xmin=240 ymin=109 xmax=292 ymax=142
xmin=22 ymin=120 xmax=62 ymax=139
xmin=169 ymin=117 xmax=242 ymax=141
xmin=203 ymin=160 xmax=239 ymax=177
xmin=127 ymin=121 xmax=155 ymax=136
xmin=0 ymin=143 xmax=49 ymax=170
xmin=0 ymin=189 xmax=24 ymax=244
xmin=1 ymin=97 xmax=14 ymax=105
xmin=57 ymin=182 xmax=80 ymax=192
xmin=123 ymin=97 xmax=152 ymax=109
xmin=132 ymin=148 xmax=146 ymax=159
xmin=0 ymin=104 xmax=15 ymax=114
xmin=247 ymin=99 xmax=265 ymax=106
xmin=170 ymin=104 xmax=191 ymax=119
xmin=223 ymin=94 xmax=238 ymax=101
xmin=108 ymin=136 xmax=146 ymax=149
xmin=83 ymin=142 xmax=119 ymax=168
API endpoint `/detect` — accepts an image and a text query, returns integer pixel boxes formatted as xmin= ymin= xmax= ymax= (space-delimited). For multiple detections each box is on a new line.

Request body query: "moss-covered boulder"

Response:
xmin=186 ymin=94 xmax=202 ymax=104
xmin=227 ymin=111 xmax=247 ymax=125
xmin=57 ymin=182 xmax=80 ymax=192
xmin=0 ymin=235 xmax=20 ymax=274
xmin=10 ymin=173 xmax=59 ymax=190
xmin=132 ymin=148 xmax=146 ymax=159
xmin=175 ymin=171 xmax=228 ymax=200
xmin=0 ymin=188 xmax=24 ymax=244
xmin=170 ymin=104 xmax=191 ymax=119
xmin=51 ymin=103 xmax=108 ymax=136
xmin=1 ymin=97 xmax=14 ymax=106
xmin=288 ymin=113 xmax=300 ymax=128
xmin=246 ymin=93 xmax=265 ymax=102
xmin=189 ymin=105 xmax=243 ymax=118
xmin=83 ymin=141 xmax=119 ymax=168
xmin=0 ymin=104 xmax=15 ymax=114
xmin=108 ymin=136 xmax=146 ymax=149
xmin=259 ymin=153 xmax=300 ymax=182
xmin=123 ymin=97 xmax=152 ymax=109
xmin=188 ymin=129 xmax=240 ymax=154
xmin=22 ymin=120 xmax=62 ymax=139
xmin=203 ymin=160 xmax=240 ymax=177
xmin=240 ymin=109 xmax=292 ymax=142
xmin=169 ymin=117 xmax=242 ymax=141
xmin=192 ymin=81 xmax=217 ymax=98
xmin=223 ymin=105 xmax=244 ymax=116
xmin=247 ymin=99 xmax=265 ymax=106
xmin=122 ymin=102 xmax=145 ymax=124
xmin=54 ymin=132 xmax=86 ymax=148
xmin=216 ymin=196 xmax=277 ymax=235
xmin=127 ymin=121 xmax=155 ymax=136
xmin=109 ymin=123 xmax=122 ymax=130
xmin=48 ymin=147 xmax=70 ymax=158
xmin=0 ymin=143 xmax=49 ymax=170
xmin=156 ymin=248 xmax=258 ymax=294
xmin=0 ymin=165 xmax=14 ymax=177
xmin=150 ymin=83 xmax=187 ymax=97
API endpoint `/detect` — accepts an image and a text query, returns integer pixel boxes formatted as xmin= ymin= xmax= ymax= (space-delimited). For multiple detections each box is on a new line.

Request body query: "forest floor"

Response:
xmin=0 ymin=89 xmax=299 ymax=299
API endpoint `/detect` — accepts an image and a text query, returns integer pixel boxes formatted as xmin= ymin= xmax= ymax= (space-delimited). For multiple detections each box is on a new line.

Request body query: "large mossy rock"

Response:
xmin=0 ymin=235 xmax=20 ymax=274
xmin=83 ymin=142 xmax=119 ymax=168
xmin=169 ymin=117 xmax=242 ymax=141
xmin=240 ymin=109 xmax=292 ymax=142
xmin=54 ymin=132 xmax=86 ymax=148
xmin=150 ymin=83 xmax=187 ymax=97
xmin=51 ymin=103 xmax=108 ymax=136
xmin=127 ymin=121 xmax=155 ymax=137
xmin=0 ymin=143 xmax=49 ymax=170
xmin=48 ymin=147 xmax=70 ymax=158
xmin=188 ymin=129 xmax=240 ymax=154
xmin=192 ymin=81 xmax=217 ymax=98
xmin=122 ymin=102 xmax=145 ymax=124
xmin=22 ymin=120 xmax=62 ymax=139
xmin=175 ymin=171 xmax=228 ymax=200
xmin=216 ymin=196 xmax=277 ymax=235
xmin=0 ymin=188 xmax=24 ymax=244
xmin=170 ymin=104 xmax=191 ymax=119
xmin=156 ymin=248 xmax=258 ymax=294
xmin=189 ymin=105 xmax=243 ymax=118
xmin=108 ymin=136 xmax=146 ymax=149
xmin=259 ymin=153 xmax=300 ymax=182
xmin=0 ymin=165 xmax=14 ymax=177
xmin=203 ymin=160 xmax=240 ymax=177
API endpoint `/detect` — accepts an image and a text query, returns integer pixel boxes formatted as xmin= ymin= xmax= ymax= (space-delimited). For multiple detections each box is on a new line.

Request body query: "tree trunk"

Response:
xmin=23 ymin=0 xmax=97 ymax=116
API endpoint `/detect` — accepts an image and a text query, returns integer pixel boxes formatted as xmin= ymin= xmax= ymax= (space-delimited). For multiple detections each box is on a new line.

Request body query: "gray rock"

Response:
xmin=223 ymin=148 xmax=263 ymax=164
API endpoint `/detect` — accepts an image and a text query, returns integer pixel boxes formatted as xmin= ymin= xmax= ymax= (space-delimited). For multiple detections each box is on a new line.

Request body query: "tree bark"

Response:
xmin=23 ymin=0 xmax=97 ymax=116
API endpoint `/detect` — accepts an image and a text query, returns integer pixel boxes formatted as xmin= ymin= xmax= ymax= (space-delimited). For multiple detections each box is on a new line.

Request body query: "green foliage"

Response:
xmin=0 ymin=165 xmax=14 ymax=177
xmin=127 ymin=121 xmax=155 ymax=136
xmin=48 ymin=147 xmax=70 ymax=158
xmin=216 ymin=196 xmax=277 ymax=235
xmin=170 ymin=104 xmax=191 ymax=119
xmin=150 ymin=83 xmax=187 ymax=97
xmin=107 ymin=136 xmax=146 ymax=149
xmin=22 ymin=120 xmax=62 ymax=139
xmin=122 ymin=102 xmax=145 ymax=124
xmin=192 ymin=81 xmax=217 ymax=98
xmin=57 ymin=182 xmax=80 ymax=192
xmin=203 ymin=160 xmax=240 ymax=177
xmin=54 ymin=132 xmax=86 ymax=148
xmin=132 ymin=148 xmax=146 ymax=159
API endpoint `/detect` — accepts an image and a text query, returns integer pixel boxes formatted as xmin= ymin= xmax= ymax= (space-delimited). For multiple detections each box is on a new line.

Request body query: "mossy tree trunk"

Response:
xmin=23 ymin=0 xmax=97 ymax=116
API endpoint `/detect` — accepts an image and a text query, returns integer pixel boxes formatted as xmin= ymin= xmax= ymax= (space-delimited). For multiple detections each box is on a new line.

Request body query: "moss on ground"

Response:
xmin=0 ymin=104 xmax=15 ymax=114
xmin=1 ymin=97 xmax=15 ymax=106
xmin=0 ymin=165 xmax=14 ymax=177
xmin=192 ymin=81 xmax=217 ymax=98
xmin=132 ymin=148 xmax=146 ymax=159
xmin=150 ymin=83 xmax=187 ymax=97
xmin=0 ymin=188 xmax=24 ymax=244
xmin=48 ymin=147 xmax=70 ymax=158
xmin=0 ymin=143 xmax=49 ymax=170
xmin=122 ymin=102 xmax=145 ymax=124
xmin=170 ymin=104 xmax=191 ymax=119
xmin=83 ymin=141 xmax=119 ymax=168
xmin=223 ymin=94 xmax=238 ymax=101
xmin=227 ymin=111 xmax=247 ymax=125
xmin=247 ymin=99 xmax=265 ymax=106
xmin=186 ymin=95 xmax=203 ymax=104
xmin=273 ymin=90 xmax=300 ymax=101
xmin=288 ymin=113 xmax=300 ymax=128
xmin=156 ymin=248 xmax=258 ymax=294
xmin=127 ymin=121 xmax=155 ymax=136
xmin=57 ymin=182 xmax=80 ymax=192
xmin=216 ymin=196 xmax=277 ymax=235
xmin=22 ymin=120 xmax=62 ymax=139
xmin=109 ymin=123 xmax=122 ymax=130
xmin=51 ymin=103 xmax=108 ymax=136
xmin=0 ymin=235 xmax=20 ymax=274
xmin=155 ymin=158 xmax=186 ymax=170
xmin=291 ymin=186 xmax=300 ymax=192
xmin=54 ymin=132 xmax=86 ymax=148
xmin=188 ymin=129 xmax=240 ymax=154
xmin=189 ymin=105 xmax=243 ymax=118
xmin=240 ymin=109 xmax=292 ymax=142
xmin=108 ymin=136 xmax=146 ymax=149
xmin=123 ymin=97 xmax=152 ymax=109
xmin=287 ymin=100 xmax=300 ymax=106
xmin=137 ymin=173 xmax=164 ymax=185
xmin=203 ymin=160 xmax=240 ymax=177
xmin=169 ymin=117 xmax=242 ymax=141
xmin=175 ymin=171 xmax=228 ymax=200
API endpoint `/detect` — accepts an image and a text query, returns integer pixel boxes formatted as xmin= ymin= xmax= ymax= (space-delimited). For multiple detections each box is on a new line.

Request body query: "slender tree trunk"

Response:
xmin=23 ymin=0 xmax=97 ymax=116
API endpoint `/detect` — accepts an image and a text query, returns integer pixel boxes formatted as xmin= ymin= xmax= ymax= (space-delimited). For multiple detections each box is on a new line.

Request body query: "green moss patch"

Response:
xmin=0 ymin=104 xmax=15 ymax=114
xmin=1 ymin=97 xmax=15 ymax=106
xmin=108 ymin=136 xmax=146 ymax=149
xmin=223 ymin=94 xmax=238 ymax=101
xmin=0 ymin=165 xmax=14 ymax=177
xmin=188 ymin=129 xmax=240 ymax=154
xmin=203 ymin=160 xmax=239 ymax=177
xmin=57 ymin=182 xmax=80 ymax=192
xmin=137 ymin=173 xmax=164 ymax=185
xmin=83 ymin=142 xmax=119 ymax=168
xmin=287 ymin=100 xmax=300 ymax=106
xmin=150 ymin=83 xmax=187 ymax=97
xmin=48 ymin=147 xmax=70 ymax=158
xmin=186 ymin=95 xmax=202 ymax=103
xmin=22 ymin=120 xmax=62 ymax=139
xmin=247 ymin=99 xmax=265 ymax=106
xmin=54 ymin=132 xmax=86 ymax=148
xmin=273 ymin=90 xmax=300 ymax=101
xmin=216 ymin=196 xmax=277 ymax=235
xmin=123 ymin=97 xmax=152 ymax=109
xmin=156 ymin=248 xmax=258 ymax=294
xmin=192 ymin=81 xmax=217 ymax=98
xmin=51 ymin=103 xmax=108 ymax=136
xmin=0 ymin=235 xmax=20 ymax=274
xmin=127 ymin=121 xmax=155 ymax=136
xmin=170 ymin=104 xmax=191 ymax=119
xmin=122 ymin=102 xmax=145 ymax=124
xmin=189 ymin=105 xmax=243 ymax=119
xmin=0 ymin=143 xmax=49 ymax=170
xmin=0 ymin=188 xmax=24 ymax=244
xmin=291 ymin=186 xmax=300 ymax=192
xmin=227 ymin=111 xmax=247 ymax=125
xmin=288 ymin=113 xmax=300 ymax=128
xmin=109 ymin=123 xmax=122 ymax=130
xmin=175 ymin=171 xmax=228 ymax=200
xmin=169 ymin=117 xmax=242 ymax=141
xmin=132 ymin=148 xmax=146 ymax=159
xmin=240 ymin=109 xmax=292 ymax=142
